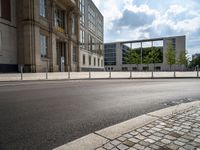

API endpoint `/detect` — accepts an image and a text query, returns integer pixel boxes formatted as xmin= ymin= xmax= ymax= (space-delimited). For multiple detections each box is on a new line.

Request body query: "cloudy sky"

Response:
xmin=92 ymin=0 xmax=200 ymax=56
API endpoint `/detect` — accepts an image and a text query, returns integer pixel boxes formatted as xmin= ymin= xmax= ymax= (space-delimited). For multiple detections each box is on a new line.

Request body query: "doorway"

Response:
xmin=56 ymin=41 xmax=66 ymax=72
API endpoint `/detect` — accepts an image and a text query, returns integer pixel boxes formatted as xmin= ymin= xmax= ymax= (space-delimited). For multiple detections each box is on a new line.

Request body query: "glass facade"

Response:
xmin=88 ymin=5 xmax=95 ymax=32
xmin=104 ymin=44 xmax=116 ymax=66
xmin=79 ymin=0 xmax=85 ymax=25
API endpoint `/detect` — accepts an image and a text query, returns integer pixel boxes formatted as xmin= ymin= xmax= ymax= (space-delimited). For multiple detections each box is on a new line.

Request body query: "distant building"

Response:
xmin=79 ymin=0 xmax=104 ymax=71
xmin=104 ymin=36 xmax=186 ymax=71
xmin=0 ymin=0 xmax=104 ymax=73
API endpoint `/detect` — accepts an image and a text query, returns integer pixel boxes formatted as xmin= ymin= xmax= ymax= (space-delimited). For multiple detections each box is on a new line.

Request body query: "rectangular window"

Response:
xmin=1 ymin=0 xmax=11 ymax=21
xmin=73 ymin=46 xmax=77 ymax=63
xmin=94 ymin=57 xmax=96 ymax=66
xmin=72 ymin=14 xmax=76 ymax=35
xmin=79 ymin=0 xmax=85 ymax=25
xmin=98 ymin=58 xmax=100 ymax=67
xmin=80 ymin=29 xmax=85 ymax=48
xmin=89 ymin=55 xmax=91 ymax=66
xmin=54 ymin=7 xmax=65 ymax=31
xmin=40 ymin=0 xmax=46 ymax=18
xmin=40 ymin=34 xmax=48 ymax=58
xmin=82 ymin=54 xmax=85 ymax=65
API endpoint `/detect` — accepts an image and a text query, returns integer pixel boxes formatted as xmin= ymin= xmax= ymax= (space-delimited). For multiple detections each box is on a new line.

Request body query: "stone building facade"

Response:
xmin=0 ymin=0 xmax=104 ymax=72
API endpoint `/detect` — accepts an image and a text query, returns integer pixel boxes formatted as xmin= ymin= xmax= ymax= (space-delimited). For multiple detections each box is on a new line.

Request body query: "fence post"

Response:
xmin=151 ymin=71 xmax=154 ymax=79
xmin=174 ymin=71 xmax=176 ymax=78
xmin=46 ymin=61 xmax=48 ymax=80
xmin=20 ymin=65 xmax=23 ymax=81
xmin=68 ymin=66 xmax=70 ymax=79
xmin=89 ymin=70 xmax=91 ymax=79
xmin=130 ymin=71 xmax=132 ymax=79
xmin=109 ymin=71 xmax=111 ymax=78
xmin=197 ymin=65 xmax=199 ymax=78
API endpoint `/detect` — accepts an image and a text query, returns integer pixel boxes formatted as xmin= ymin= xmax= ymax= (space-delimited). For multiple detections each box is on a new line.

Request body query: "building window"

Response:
xmin=79 ymin=0 xmax=85 ymax=25
xmin=80 ymin=29 xmax=85 ymax=48
xmin=1 ymin=0 xmax=11 ymax=21
xmin=94 ymin=57 xmax=96 ymax=66
xmin=40 ymin=0 xmax=46 ymax=18
xmin=72 ymin=14 xmax=76 ymax=35
xmin=82 ymin=54 xmax=85 ymax=65
xmin=40 ymin=34 xmax=48 ymax=58
xmin=101 ymin=59 xmax=103 ymax=67
xmin=54 ymin=7 xmax=65 ymax=31
xmin=88 ymin=5 xmax=96 ymax=32
xmin=98 ymin=58 xmax=100 ymax=67
xmin=89 ymin=55 xmax=91 ymax=65
xmin=73 ymin=46 xmax=77 ymax=63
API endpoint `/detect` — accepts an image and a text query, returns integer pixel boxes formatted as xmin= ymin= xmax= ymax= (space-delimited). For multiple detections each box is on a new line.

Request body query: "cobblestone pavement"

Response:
xmin=97 ymin=107 xmax=200 ymax=150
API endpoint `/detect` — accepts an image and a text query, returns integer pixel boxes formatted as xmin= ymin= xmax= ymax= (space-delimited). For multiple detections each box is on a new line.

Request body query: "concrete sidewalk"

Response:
xmin=54 ymin=101 xmax=200 ymax=150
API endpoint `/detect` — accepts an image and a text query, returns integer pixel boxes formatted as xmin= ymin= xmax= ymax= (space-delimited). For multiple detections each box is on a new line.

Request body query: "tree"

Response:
xmin=143 ymin=47 xmax=162 ymax=70
xmin=124 ymin=49 xmax=141 ymax=70
xmin=165 ymin=44 xmax=176 ymax=70
xmin=177 ymin=51 xmax=189 ymax=70
xmin=189 ymin=55 xmax=200 ymax=69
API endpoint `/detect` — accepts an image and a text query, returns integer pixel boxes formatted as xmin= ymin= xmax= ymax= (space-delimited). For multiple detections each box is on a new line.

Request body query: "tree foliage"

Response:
xmin=177 ymin=51 xmax=189 ymax=66
xmin=143 ymin=47 xmax=162 ymax=64
xmin=165 ymin=44 xmax=176 ymax=70
xmin=189 ymin=55 xmax=200 ymax=68
xmin=124 ymin=49 xmax=141 ymax=65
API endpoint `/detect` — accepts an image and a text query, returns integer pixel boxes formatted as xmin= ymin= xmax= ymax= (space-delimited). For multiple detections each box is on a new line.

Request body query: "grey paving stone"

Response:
xmin=181 ymin=134 xmax=195 ymax=141
xmin=155 ymin=141 xmax=165 ymax=147
xmin=144 ymin=138 xmax=155 ymax=144
xmin=128 ymin=148 xmax=137 ymax=150
xmin=161 ymin=139 xmax=172 ymax=144
xmin=136 ymin=128 xmax=145 ymax=133
xmin=123 ymin=134 xmax=133 ymax=138
xmin=123 ymin=140 xmax=135 ymax=147
xmin=174 ymin=140 xmax=185 ymax=146
xmin=189 ymin=141 xmax=200 ymax=147
xmin=130 ymin=131 xmax=139 ymax=136
xmin=111 ymin=140 xmax=121 ymax=146
xmin=164 ymin=135 xmax=177 ymax=140
xmin=117 ymin=144 xmax=129 ymax=150
xmin=183 ymin=144 xmax=196 ymax=150
xmin=153 ymin=132 xmax=164 ymax=137
xmin=166 ymin=143 xmax=180 ymax=150
xmin=111 ymin=148 xmax=118 ymax=150
xmin=149 ymin=144 xmax=160 ymax=149
xmin=177 ymin=138 xmax=189 ymax=143
xmin=128 ymin=138 xmax=139 ymax=143
xmin=139 ymin=140 xmax=150 ymax=147
xmin=118 ymin=136 xmax=127 ymax=142
xmin=133 ymin=144 xmax=145 ymax=150
xmin=141 ymin=131 xmax=151 ymax=136
xmin=135 ymin=134 xmax=146 ymax=140
xmin=194 ymin=138 xmax=200 ymax=143
xmin=104 ymin=143 xmax=114 ymax=149
xmin=148 ymin=135 xmax=161 ymax=141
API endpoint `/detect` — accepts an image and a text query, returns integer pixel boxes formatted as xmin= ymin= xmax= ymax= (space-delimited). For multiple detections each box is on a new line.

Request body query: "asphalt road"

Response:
xmin=0 ymin=79 xmax=200 ymax=150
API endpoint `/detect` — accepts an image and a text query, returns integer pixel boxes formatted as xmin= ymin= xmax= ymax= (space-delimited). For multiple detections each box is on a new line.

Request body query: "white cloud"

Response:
xmin=92 ymin=0 xmax=200 ymax=55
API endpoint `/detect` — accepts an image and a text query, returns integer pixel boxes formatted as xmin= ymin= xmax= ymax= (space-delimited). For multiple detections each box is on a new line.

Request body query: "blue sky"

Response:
xmin=92 ymin=0 xmax=200 ymax=56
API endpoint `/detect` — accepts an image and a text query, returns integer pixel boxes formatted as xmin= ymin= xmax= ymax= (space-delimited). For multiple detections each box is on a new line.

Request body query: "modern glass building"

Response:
xmin=104 ymin=36 xmax=186 ymax=71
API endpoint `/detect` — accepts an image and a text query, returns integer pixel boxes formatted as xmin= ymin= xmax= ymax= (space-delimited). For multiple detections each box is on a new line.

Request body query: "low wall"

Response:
xmin=0 ymin=71 xmax=199 ymax=81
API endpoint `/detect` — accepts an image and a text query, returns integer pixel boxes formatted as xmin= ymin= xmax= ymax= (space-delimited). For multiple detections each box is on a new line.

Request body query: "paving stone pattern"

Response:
xmin=97 ymin=107 xmax=200 ymax=150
